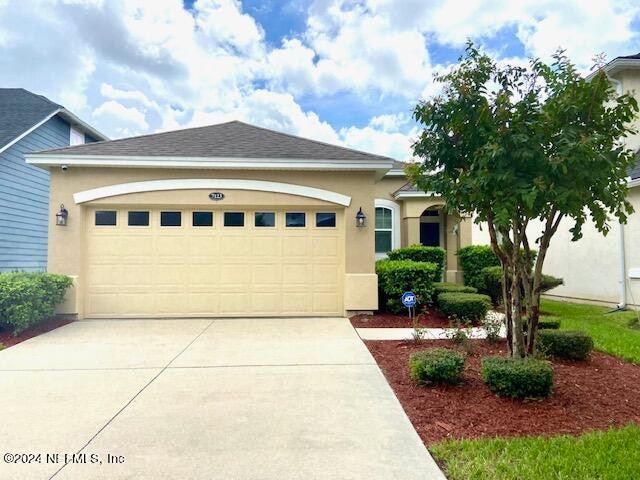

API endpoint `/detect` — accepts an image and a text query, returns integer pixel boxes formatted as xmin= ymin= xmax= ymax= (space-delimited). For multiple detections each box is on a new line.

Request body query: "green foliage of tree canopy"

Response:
xmin=410 ymin=43 xmax=638 ymax=357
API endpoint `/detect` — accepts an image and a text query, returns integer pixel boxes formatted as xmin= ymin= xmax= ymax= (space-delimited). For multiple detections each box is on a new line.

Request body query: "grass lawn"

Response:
xmin=431 ymin=424 xmax=640 ymax=480
xmin=541 ymin=299 xmax=640 ymax=364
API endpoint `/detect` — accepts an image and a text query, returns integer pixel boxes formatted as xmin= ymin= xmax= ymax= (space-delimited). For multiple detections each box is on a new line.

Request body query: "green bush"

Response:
xmin=538 ymin=318 xmax=561 ymax=330
xmin=0 ymin=272 xmax=72 ymax=335
xmin=481 ymin=356 xmax=554 ymax=398
xmin=376 ymin=259 xmax=438 ymax=313
xmin=437 ymin=292 xmax=491 ymax=322
xmin=458 ymin=245 xmax=500 ymax=291
xmin=409 ymin=348 xmax=465 ymax=384
xmin=481 ymin=266 xmax=563 ymax=305
xmin=537 ymin=330 xmax=594 ymax=360
xmin=432 ymin=282 xmax=478 ymax=303
xmin=388 ymin=245 xmax=446 ymax=279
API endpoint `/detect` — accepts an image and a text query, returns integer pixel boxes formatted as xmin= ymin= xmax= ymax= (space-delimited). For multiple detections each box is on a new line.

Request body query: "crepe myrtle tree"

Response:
xmin=408 ymin=43 xmax=639 ymax=358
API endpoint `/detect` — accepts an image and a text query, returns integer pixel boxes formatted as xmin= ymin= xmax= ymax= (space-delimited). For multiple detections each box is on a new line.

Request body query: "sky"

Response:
xmin=1 ymin=0 xmax=639 ymax=160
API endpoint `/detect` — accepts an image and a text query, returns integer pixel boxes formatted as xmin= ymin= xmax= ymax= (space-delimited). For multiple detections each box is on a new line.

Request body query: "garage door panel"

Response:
xmin=85 ymin=207 xmax=343 ymax=317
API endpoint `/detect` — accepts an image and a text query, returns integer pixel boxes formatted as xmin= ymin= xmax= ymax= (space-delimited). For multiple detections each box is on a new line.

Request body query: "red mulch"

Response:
xmin=366 ymin=339 xmax=640 ymax=445
xmin=0 ymin=317 xmax=73 ymax=349
xmin=351 ymin=310 xmax=455 ymax=328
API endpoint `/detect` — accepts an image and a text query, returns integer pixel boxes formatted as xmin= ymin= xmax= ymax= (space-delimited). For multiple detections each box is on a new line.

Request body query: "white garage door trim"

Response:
xmin=73 ymin=179 xmax=352 ymax=206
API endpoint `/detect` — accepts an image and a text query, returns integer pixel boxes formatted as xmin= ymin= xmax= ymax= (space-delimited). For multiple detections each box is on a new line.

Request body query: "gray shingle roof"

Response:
xmin=618 ymin=53 xmax=640 ymax=60
xmin=0 ymin=88 xmax=61 ymax=149
xmin=40 ymin=120 xmax=394 ymax=162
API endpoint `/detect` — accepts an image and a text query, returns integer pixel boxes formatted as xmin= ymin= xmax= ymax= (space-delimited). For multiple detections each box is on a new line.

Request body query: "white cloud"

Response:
xmin=93 ymin=100 xmax=149 ymax=131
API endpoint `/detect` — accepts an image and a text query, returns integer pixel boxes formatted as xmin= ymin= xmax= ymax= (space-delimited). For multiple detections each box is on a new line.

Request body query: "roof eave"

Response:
xmin=393 ymin=190 xmax=438 ymax=199
xmin=586 ymin=58 xmax=640 ymax=81
xmin=384 ymin=168 xmax=406 ymax=177
xmin=58 ymin=109 xmax=109 ymax=141
xmin=25 ymin=153 xmax=394 ymax=176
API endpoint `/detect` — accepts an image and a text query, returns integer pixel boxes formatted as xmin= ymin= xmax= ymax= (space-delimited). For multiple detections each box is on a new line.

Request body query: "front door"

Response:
xmin=420 ymin=222 xmax=440 ymax=247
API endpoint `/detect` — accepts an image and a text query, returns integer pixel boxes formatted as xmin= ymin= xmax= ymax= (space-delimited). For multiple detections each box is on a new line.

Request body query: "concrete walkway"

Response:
xmin=0 ymin=318 xmax=445 ymax=480
xmin=357 ymin=325 xmax=506 ymax=341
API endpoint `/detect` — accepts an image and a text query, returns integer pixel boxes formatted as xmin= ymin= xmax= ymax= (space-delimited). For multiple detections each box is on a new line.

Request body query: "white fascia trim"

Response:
xmin=384 ymin=169 xmax=406 ymax=177
xmin=58 ymin=109 xmax=109 ymax=141
xmin=586 ymin=58 xmax=640 ymax=82
xmin=375 ymin=198 xmax=401 ymax=254
xmin=73 ymin=178 xmax=352 ymax=206
xmin=394 ymin=190 xmax=436 ymax=199
xmin=25 ymin=153 xmax=393 ymax=172
xmin=0 ymin=109 xmax=61 ymax=155
xmin=628 ymin=177 xmax=640 ymax=188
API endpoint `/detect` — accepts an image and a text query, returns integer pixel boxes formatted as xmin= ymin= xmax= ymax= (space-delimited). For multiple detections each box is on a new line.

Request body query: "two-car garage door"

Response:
xmin=84 ymin=207 xmax=344 ymax=317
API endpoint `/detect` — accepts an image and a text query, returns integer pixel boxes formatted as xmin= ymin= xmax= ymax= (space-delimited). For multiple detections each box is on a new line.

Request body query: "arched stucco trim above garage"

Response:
xmin=72 ymin=178 xmax=352 ymax=206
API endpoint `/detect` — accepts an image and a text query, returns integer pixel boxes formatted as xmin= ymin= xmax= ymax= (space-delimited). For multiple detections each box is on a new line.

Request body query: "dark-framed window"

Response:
xmin=224 ymin=212 xmax=245 ymax=227
xmin=95 ymin=210 xmax=117 ymax=226
xmin=128 ymin=211 xmax=149 ymax=226
xmin=255 ymin=212 xmax=275 ymax=227
xmin=285 ymin=212 xmax=306 ymax=227
xmin=192 ymin=211 xmax=213 ymax=227
xmin=160 ymin=211 xmax=181 ymax=227
xmin=316 ymin=212 xmax=336 ymax=228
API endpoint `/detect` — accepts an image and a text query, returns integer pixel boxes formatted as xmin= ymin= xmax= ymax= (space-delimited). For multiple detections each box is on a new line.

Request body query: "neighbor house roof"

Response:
xmin=586 ymin=52 xmax=640 ymax=81
xmin=0 ymin=88 xmax=108 ymax=153
xmin=0 ymin=88 xmax=61 ymax=150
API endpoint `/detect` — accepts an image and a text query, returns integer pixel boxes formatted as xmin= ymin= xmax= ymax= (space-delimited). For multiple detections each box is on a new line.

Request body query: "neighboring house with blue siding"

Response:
xmin=0 ymin=89 xmax=107 ymax=272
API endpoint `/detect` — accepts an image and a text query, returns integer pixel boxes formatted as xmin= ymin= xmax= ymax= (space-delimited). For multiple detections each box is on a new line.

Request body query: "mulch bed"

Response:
xmin=351 ymin=310 xmax=455 ymax=328
xmin=0 ymin=317 xmax=73 ymax=349
xmin=366 ymin=339 xmax=640 ymax=445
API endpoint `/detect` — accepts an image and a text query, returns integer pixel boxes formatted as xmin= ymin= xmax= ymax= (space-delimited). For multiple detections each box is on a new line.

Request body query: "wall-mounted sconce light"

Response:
xmin=55 ymin=204 xmax=68 ymax=226
xmin=355 ymin=207 xmax=366 ymax=227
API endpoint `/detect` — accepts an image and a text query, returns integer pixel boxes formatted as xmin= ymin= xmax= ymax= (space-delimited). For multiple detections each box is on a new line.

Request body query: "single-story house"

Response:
xmin=26 ymin=121 xmax=472 ymax=319
xmin=473 ymin=52 xmax=640 ymax=309
xmin=0 ymin=88 xmax=107 ymax=272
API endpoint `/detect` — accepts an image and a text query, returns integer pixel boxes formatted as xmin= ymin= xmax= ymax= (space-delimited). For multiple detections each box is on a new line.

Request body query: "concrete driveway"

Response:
xmin=0 ymin=318 xmax=445 ymax=480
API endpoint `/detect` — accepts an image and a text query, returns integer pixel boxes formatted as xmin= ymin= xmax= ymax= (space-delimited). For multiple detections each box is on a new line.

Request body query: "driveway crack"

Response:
xmin=48 ymin=319 xmax=215 ymax=479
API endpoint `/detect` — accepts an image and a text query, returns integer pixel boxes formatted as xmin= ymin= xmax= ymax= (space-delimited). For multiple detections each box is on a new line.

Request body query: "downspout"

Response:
xmin=609 ymin=75 xmax=627 ymax=309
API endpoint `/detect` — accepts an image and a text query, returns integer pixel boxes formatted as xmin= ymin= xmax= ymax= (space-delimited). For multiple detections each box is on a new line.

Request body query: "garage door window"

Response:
xmin=255 ymin=212 xmax=275 ymax=227
xmin=160 ymin=211 xmax=182 ymax=227
xmin=224 ymin=212 xmax=245 ymax=227
xmin=192 ymin=211 xmax=213 ymax=227
xmin=128 ymin=211 xmax=150 ymax=226
xmin=316 ymin=212 xmax=336 ymax=227
xmin=286 ymin=212 xmax=306 ymax=227
xmin=95 ymin=210 xmax=117 ymax=226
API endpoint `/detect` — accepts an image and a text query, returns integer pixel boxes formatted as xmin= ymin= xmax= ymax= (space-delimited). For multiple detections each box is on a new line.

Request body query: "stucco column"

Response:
xmin=445 ymin=214 xmax=461 ymax=283
xmin=404 ymin=216 xmax=421 ymax=247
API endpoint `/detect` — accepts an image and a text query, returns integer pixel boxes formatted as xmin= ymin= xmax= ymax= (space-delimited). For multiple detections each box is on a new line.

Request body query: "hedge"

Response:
xmin=388 ymin=245 xmax=446 ymax=280
xmin=376 ymin=259 xmax=439 ymax=313
xmin=537 ymin=330 xmax=594 ymax=360
xmin=480 ymin=266 xmax=563 ymax=305
xmin=409 ymin=348 xmax=465 ymax=384
xmin=437 ymin=292 xmax=491 ymax=322
xmin=481 ymin=356 xmax=554 ymax=399
xmin=458 ymin=245 xmax=500 ymax=291
xmin=0 ymin=272 xmax=72 ymax=335
xmin=432 ymin=282 xmax=477 ymax=303
xmin=538 ymin=318 xmax=561 ymax=330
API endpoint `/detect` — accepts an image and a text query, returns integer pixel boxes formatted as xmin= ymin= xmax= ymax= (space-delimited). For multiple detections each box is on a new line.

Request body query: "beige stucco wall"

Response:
xmin=47 ymin=167 xmax=379 ymax=317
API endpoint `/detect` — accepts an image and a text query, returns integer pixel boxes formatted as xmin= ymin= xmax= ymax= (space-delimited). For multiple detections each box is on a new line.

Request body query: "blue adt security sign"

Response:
xmin=402 ymin=291 xmax=417 ymax=308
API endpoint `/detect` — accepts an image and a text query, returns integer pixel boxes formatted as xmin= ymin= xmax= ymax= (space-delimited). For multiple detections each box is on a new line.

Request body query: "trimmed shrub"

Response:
xmin=376 ymin=259 xmax=438 ymax=313
xmin=458 ymin=245 xmax=500 ymax=291
xmin=432 ymin=282 xmax=478 ymax=303
xmin=481 ymin=356 xmax=554 ymax=398
xmin=409 ymin=348 xmax=465 ymax=384
xmin=388 ymin=245 xmax=446 ymax=279
xmin=537 ymin=330 xmax=594 ymax=360
xmin=480 ymin=266 xmax=563 ymax=305
xmin=437 ymin=292 xmax=491 ymax=322
xmin=0 ymin=272 xmax=73 ymax=335
xmin=538 ymin=318 xmax=561 ymax=330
